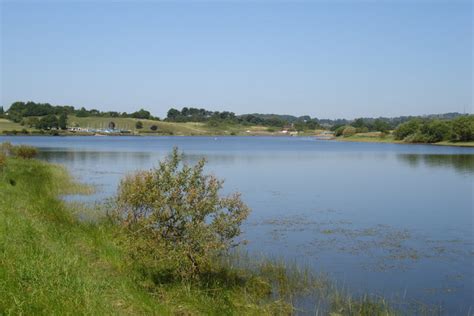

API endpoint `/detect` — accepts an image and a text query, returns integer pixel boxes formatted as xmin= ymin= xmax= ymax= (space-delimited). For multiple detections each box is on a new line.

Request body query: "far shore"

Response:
xmin=1 ymin=131 xmax=473 ymax=148
xmin=334 ymin=135 xmax=474 ymax=147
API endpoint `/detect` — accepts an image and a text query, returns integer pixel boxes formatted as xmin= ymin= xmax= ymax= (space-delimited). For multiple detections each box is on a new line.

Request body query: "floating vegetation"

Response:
xmin=249 ymin=213 xmax=473 ymax=273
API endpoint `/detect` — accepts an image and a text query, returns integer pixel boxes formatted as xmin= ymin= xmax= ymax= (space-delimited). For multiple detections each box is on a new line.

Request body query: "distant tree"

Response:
xmin=294 ymin=122 xmax=306 ymax=132
xmin=334 ymin=125 xmax=347 ymax=136
xmin=0 ymin=106 xmax=4 ymax=116
xmin=135 ymin=121 xmax=143 ymax=129
xmin=25 ymin=117 xmax=40 ymax=128
xmin=150 ymin=124 xmax=158 ymax=131
xmin=167 ymin=108 xmax=181 ymax=121
xmin=37 ymin=114 xmax=59 ymax=130
xmin=131 ymin=108 xmax=151 ymax=119
xmin=181 ymin=107 xmax=190 ymax=117
xmin=352 ymin=118 xmax=365 ymax=128
xmin=451 ymin=115 xmax=474 ymax=142
xmin=422 ymin=120 xmax=450 ymax=143
xmin=76 ymin=107 xmax=89 ymax=117
xmin=108 ymin=121 xmax=116 ymax=130
xmin=305 ymin=120 xmax=320 ymax=130
xmin=373 ymin=119 xmax=390 ymax=133
xmin=58 ymin=112 xmax=68 ymax=130
xmin=393 ymin=119 xmax=421 ymax=140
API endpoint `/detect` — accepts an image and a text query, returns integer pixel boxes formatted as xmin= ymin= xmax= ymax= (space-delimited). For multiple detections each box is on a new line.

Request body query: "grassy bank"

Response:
xmin=0 ymin=116 xmax=321 ymax=136
xmin=0 ymin=116 xmax=280 ymax=136
xmin=0 ymin=156 xmax=397 ymax=315
xmin=335 ymin=133 xmax=474 ymax=147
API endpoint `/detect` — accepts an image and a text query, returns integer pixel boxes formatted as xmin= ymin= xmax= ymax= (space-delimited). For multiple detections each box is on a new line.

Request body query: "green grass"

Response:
xmin=336 ymin=133 xmax=399 ymax=144
xmin=336 ymin=133 xmax=474 ymax=147
xmin=0 ymin=159 xmax=169 ymax=314
xmin=68 ymin=115 xmax=275 ymax=136
xmin=434 ymin=141 xmax=474 ymax=147
xmin=0 ymin=118 xmax=31 ymax=133
xmin=0 ymin=157 xmax=399 ymax=315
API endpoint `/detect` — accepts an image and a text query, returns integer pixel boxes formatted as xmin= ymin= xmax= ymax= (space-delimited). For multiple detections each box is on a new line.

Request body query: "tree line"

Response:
xmin=2 ymin=102 xmax=471 ymax=142
xmin=393 ymin=115 xmax=474 ymax=143
xmin=5 ymin=101 xmax=157 ymax=123
xmin=165 ymin=107 xmax=321 ymax=130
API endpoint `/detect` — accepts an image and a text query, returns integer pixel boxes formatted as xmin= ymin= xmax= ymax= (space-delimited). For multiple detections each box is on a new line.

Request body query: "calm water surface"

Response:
xmin=2 ymin=136 xmax=473 ymax=314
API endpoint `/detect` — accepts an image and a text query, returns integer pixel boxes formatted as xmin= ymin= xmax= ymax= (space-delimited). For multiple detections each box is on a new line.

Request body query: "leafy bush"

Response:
xmin=342 ymin=126 xmax=357 ymax=137
xmin=394 ymin=116 xmax=473 ymax=143
xmin=150 ymin=124 xmax=158 ymax=131
xmin=334 ymin=125 xmax=347 ymax=137
xmin=14 ymin=145 xmax=38 ymax=159
xmin=114 ymin=148 xmax=250 ymax=277
xmin=135 ymin=121 xmax=143 ymax=129
xmin=422 ymin=120 xmax=450 ymax=143
xmin=355 ymin=127 xmax=369 ymax=133
xmin=451 ymin=115 xmax=474 ymax=142
xmin=393 ymin=119 xmax=421 ymax=140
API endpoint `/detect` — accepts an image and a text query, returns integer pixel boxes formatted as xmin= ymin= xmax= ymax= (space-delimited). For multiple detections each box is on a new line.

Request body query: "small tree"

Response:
xmin=114 ymin=148 xmax=250 ymax=277
xmin=451 ymin=115 xmax=474 ymax=142
xmin=14 ymin=145 xmax=38 ymax=159
xmin=135 ymin=121 xmax=143 ymax=129
xmin=393 ymin=119 xmax=421 ymax=140
xmin=108 ymin=121 xmax=116 ymax=130
xmin=150 ymin=124 xmax=158 ymax=131
xmin=59 ymin=112 xmax=68 ymax=130
xmin=37 ymin=114 xmax=59 ymax=130
xmin=334 ymin=125 xmax=346 ymax=137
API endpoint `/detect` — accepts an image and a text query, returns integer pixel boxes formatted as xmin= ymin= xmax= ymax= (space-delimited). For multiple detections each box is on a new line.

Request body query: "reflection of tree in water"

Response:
xmin=397 ymin=154 xmax=474 ymax=174
xmin=38 ymin=150 xmax=155 ymax=164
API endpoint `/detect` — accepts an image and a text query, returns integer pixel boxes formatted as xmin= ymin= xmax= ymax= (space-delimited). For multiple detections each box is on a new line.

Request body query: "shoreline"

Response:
xmin=1 ymin=132 xmax=473 ymax=148
xmin=334 ymin=136 xmax=474 ymax=148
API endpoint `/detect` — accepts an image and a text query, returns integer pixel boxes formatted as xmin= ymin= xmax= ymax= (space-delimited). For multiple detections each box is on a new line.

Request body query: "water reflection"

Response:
xmin=39 ymin=150 xmax=156 ymax=163
xmin=397 ymin=154 xmax=474 ymax=174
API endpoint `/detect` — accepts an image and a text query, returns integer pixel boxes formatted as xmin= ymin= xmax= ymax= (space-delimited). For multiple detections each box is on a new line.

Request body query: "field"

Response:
xmin=0 ymin=118 xmax=31 ymax=132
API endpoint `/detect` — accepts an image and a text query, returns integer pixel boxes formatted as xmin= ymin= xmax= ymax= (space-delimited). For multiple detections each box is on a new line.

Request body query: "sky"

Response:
xmin=0 ymin=1 xmax=472 ymax=119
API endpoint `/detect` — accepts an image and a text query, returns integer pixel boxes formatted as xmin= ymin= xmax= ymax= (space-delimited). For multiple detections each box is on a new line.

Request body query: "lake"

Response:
xmin=1 ymin=136 xmax=473 ymax=314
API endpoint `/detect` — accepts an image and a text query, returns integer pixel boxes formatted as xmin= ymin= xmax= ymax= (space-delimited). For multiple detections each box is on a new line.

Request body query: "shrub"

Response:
xmin=451 ymin=115 xmax=474 ymax=142
xmin=393 ymin=119 xmax=421 ymax=140
xmin=355 ymin=127 xmax=369 ymax=133
xmin=135 ymin=121 xmax=143 ymax=129
xmin=334 ymin=125 xmax=347 ymax=137
xmin=14 ymin=145 xmax=38 ymax=159
xmin=150 ymin=124 xmax=158 ymax=131
xmin=422 ymin=120 xmax=450 ymax=143
xmin=342 ymin=126 xmax=357 ymax=137
xmin=114 ymin=148 xmax=250 ymax=278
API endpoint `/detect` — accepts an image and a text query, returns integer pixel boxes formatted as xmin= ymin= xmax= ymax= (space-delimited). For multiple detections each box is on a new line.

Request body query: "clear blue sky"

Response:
xmin=1 ymin=1 xmax=472 ymax=119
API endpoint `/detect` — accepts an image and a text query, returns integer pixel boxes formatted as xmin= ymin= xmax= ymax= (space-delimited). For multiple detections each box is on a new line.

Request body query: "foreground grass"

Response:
xmin=0 ymin=158 xmax=396 ymax=315
xmin=0 ymin=159 xmax=171 ymax=314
